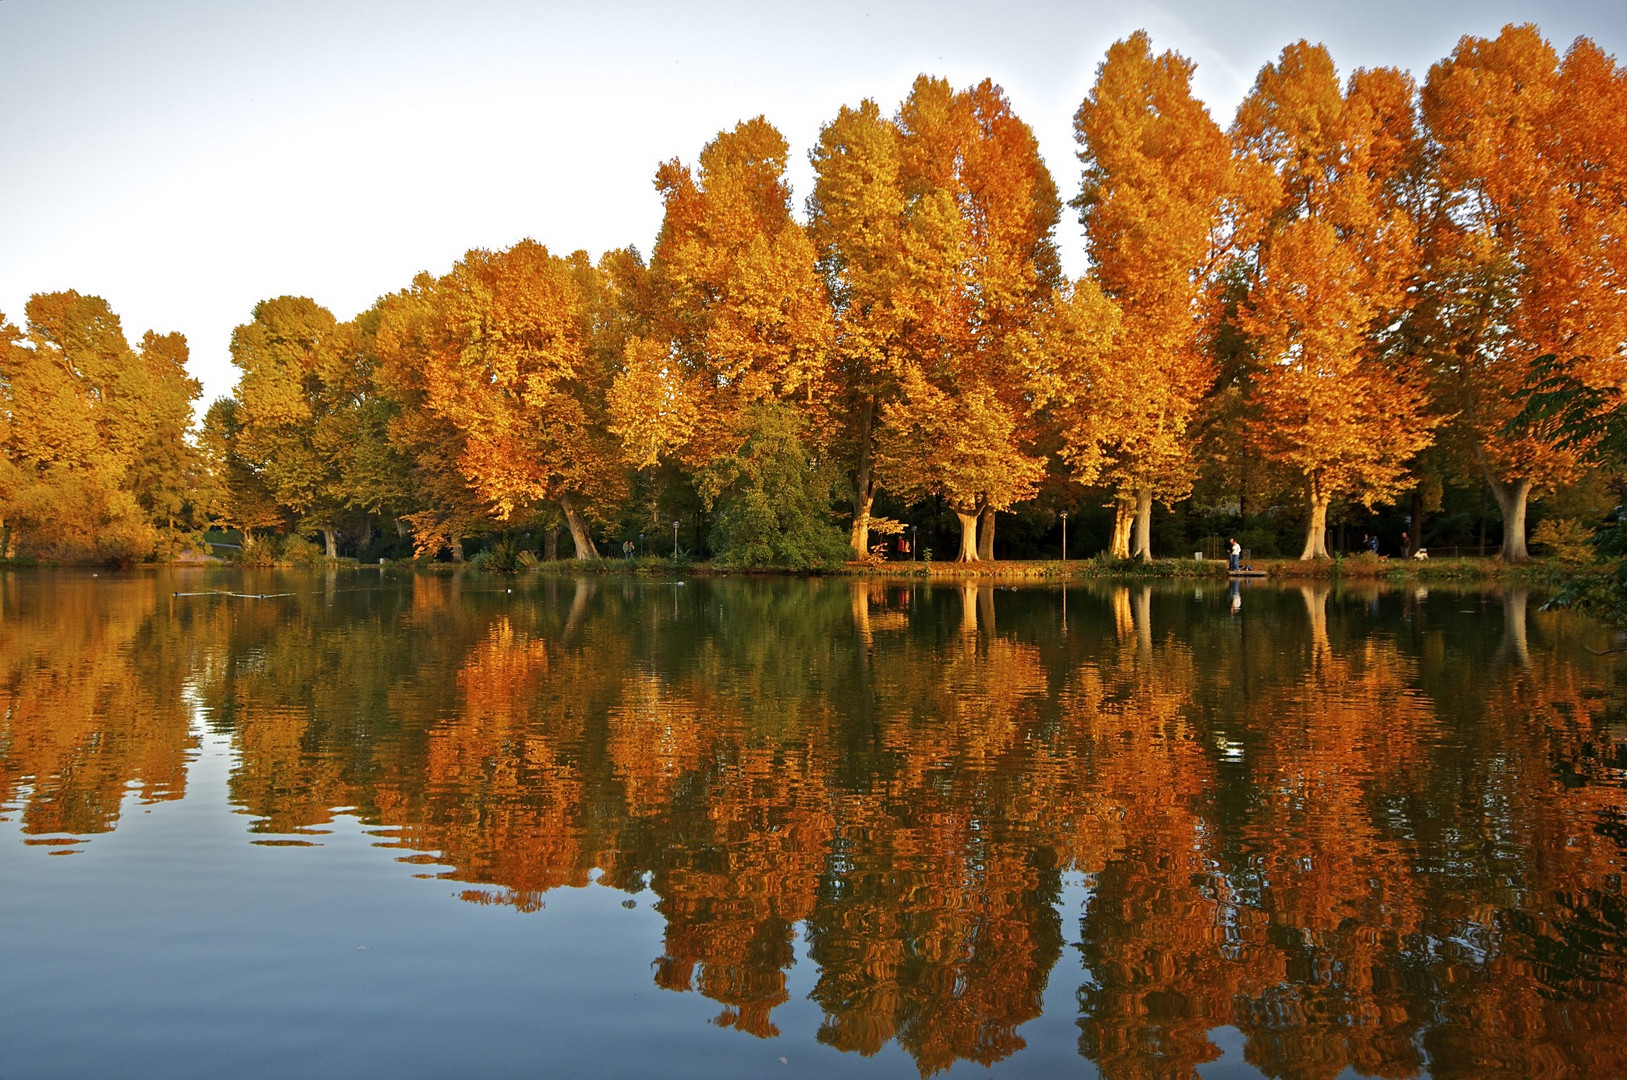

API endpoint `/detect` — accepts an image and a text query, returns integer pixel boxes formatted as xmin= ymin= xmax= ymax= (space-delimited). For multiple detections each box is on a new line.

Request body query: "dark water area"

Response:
xmin=1 ymin=568 xmax=1625 ymax=1079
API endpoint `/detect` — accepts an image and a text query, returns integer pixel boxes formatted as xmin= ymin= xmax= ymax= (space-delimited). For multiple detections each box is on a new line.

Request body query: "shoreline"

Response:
xmin=1 ymin=553 xmax=1557 ymax=585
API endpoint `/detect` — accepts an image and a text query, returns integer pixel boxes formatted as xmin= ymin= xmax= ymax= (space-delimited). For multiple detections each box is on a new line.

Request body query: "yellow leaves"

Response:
xmin=877 ymin=365 xmax=1045 ymax=514
xmin=1421 ymin=25 xmax=1627 ymax=495
xmin=395 ymin=240 xmax=628 ymax=525
xmin=810 ymin=76 xmax=1060 ymax=545
xmin=1069 ymin=35 xmax=1226 ymax=503
xmin=607 ymin=336 xmax=699 ymax=469
xmin=1232 ymin=44 xmax=1437 ymax=518
xmin=0 ymin=294 xmax=203 ymax=559
xmin=629 ymin=117 xmax=834 ymax=471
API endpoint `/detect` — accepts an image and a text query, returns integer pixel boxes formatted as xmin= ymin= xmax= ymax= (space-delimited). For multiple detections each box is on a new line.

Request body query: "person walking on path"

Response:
xmin=1228 ymin=537 xmax=1241 ymax=573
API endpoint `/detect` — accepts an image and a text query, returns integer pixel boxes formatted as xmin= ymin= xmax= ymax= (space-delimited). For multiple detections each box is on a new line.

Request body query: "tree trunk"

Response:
xmin=978 ymin=505 xmax=996 ymax=561
xmin=450 ymin=537 xmax=465 ymax=562
xmin=544 ymin=527 xmax=560 ymax=562
xmin=0 ymin=520 xmax=10 ymax=561
xmin=850 ymin=489 xmax=875 ymax=560
xmin=559 ymin=492 xmax=600 ymax=559
xmin=1131 ymin=485 xmax=1154 ymax=562
xmin=1478 ymin=483 xmax=1489 ymax=556
xmin=322 ymin=526 xmax=338 ymax=560
xmin=1487 ymin=474 xmax=1532 ymax=562
xmin=849 ymin=396 xmax=876 ymax=558
xmin=1109 ymin=496 xmax=1134 ymax=559
xmin=1300 ymin=483 xmax=1330 ymax=560
xmin=954 ymin=509 xmax=980 ymax=562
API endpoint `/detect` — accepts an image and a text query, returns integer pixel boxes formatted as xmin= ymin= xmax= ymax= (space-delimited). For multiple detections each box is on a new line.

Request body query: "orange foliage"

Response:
xmin=1232 ymin=44 xmax=1438 ymax=558
xmin=844 ymin=77 xmax=1061 ymax=562
xmin=1420 ymin=25 xmax=1627 ymax=559
xmin=1065 ymin=33 xmax=1231 ymax=558
xmin=389 ymin=242 xmax=629 ymax=557
xmin=611 ymin=118 xmax=832 ymax=474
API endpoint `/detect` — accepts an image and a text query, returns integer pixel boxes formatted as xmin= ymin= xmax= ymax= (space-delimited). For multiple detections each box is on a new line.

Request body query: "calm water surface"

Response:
xmin=1 ymin=569 xmax=1624 ymax=1079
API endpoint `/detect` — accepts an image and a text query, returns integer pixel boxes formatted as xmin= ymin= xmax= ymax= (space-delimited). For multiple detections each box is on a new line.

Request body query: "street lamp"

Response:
xmin=1060 ymin=511 xmax=1068 ymax=565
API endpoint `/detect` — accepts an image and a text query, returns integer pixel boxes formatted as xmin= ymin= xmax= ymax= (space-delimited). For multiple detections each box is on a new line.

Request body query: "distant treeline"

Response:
xmin=3 ymin=24 xmax=1623 ymax=567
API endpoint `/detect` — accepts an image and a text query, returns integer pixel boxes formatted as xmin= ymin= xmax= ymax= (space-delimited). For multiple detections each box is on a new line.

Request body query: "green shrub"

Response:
xmin=471 ymin=535 xmax=527 ymax=573
xmin=280 ymin=535 xmax=326 ymax=565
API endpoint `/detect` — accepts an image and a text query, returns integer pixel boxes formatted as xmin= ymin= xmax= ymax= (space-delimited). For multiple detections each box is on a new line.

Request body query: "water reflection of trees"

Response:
xmin=5 ymin=573 xmax=1626 ymax=1076
xmin=0 ymin=573 xmax=197 ymax=841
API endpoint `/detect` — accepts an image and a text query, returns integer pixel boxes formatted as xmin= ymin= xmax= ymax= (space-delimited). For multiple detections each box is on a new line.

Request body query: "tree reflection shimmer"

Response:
xmin=2 ymin=572 xmax=1624 ymax=1077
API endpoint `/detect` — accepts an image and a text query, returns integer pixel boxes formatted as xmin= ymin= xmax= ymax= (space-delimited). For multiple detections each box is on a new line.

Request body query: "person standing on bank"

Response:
xmin=1228 ymin=537 xmax=1241 ymax=573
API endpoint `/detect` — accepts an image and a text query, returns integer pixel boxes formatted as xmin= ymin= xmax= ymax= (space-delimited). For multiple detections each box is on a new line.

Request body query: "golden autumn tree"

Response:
xmin=230 ymin=297 xmax=394 ymax=558
xmin=842 ymin=76 xmax=1061 ymax=562
xmin=0 ymin=293 xmax=199 ymax=561
xmin=1066 ymin=32 xmax=1232 ymax=561
xmin=1232 ymin=44 xmax=1438 ymax=559
xmin=808 ymin=98 xmax=911 ymax=557
xmin=197 ymin=397 xmax=286 ymax=543
xmin=124 ymin=330 xmax=207 ymax=550
xmin=0 ymin=313 xmax=22 ymax=557
xmin=1418 ymin=25 xmax=1627 ymax=560
xmin=405 ymin=241 xmax=628 ymax=558
xmin=609 ymin=117 xmax=832 ymax=474
xmin=368 ymin=278 xmax=500 ymax=560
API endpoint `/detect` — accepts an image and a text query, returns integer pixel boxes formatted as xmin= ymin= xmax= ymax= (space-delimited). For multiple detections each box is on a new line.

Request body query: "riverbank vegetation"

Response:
xmin=3 ymin=24 xmax=1623 ymax=574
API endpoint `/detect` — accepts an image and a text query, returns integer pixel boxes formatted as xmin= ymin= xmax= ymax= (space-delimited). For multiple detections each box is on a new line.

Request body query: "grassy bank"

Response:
xmin=6 ymin=550 xmax=1561 ymax=587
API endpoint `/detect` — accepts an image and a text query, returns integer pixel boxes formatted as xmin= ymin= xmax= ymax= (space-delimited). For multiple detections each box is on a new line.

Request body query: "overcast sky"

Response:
xmin=2 ymin=0 xmax=1623 ymax=406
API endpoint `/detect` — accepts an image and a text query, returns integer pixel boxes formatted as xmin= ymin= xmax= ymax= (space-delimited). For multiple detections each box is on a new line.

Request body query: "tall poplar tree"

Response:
xmin=816 ymin=77 xmax=1061 ymax=562
xmin=1418 ymin=25 xmax=1627 ymax=560
xmin=368 ymin=279 xmax=495 ymax=560
xmin=1 ymin=293 xmax=197 ymax=561
xmin=1231 ymin=43 xmax=1437 ymax=559
xmin=808 ymin=98 xmax=911 ymax=557
xmin=1069 ymin=33 xmax=1232 ymax=560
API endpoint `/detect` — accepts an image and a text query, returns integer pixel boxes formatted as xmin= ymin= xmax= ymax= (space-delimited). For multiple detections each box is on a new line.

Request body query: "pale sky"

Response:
xmin=2 ymin=0 xmax=1623 ymax=408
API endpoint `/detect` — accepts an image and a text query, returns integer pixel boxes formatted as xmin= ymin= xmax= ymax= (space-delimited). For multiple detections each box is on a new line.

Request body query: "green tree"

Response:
xmin=230 ymin=296 xmax=392 ymax=558
xmin=703 ymin=402 xmax=850 ymax=569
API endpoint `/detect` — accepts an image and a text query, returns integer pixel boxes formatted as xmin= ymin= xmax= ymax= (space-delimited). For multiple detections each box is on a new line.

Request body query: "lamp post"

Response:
xmin=1060 ymin=511 xmax=1068 ymax=565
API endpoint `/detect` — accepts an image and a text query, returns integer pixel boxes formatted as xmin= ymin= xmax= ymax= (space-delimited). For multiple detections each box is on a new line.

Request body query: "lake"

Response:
xmin=1 ymin=569 xmax=1624 ymax=1079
